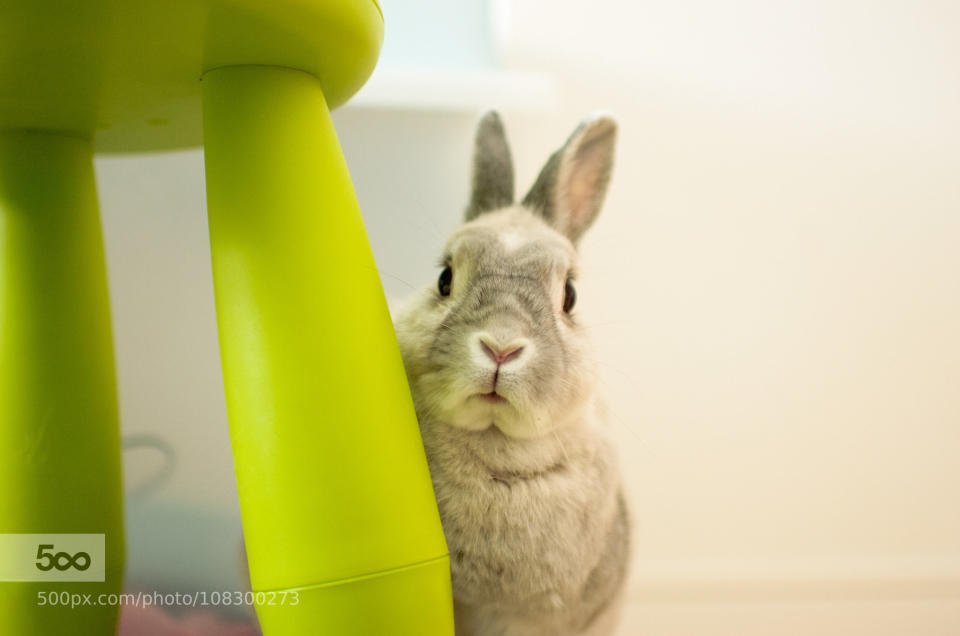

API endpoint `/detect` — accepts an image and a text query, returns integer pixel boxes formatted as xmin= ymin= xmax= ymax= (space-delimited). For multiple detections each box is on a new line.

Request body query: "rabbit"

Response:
xmin=393 ymin=111 xmax=630 ymax=636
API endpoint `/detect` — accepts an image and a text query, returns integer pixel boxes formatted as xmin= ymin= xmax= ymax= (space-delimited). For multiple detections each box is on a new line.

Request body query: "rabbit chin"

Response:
xmin=446 ymin=397 xmax=551 ymax=440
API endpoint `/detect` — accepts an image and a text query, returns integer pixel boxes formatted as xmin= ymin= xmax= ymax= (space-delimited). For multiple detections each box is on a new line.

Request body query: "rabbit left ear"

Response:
xmin=522 ymin=115 xmax=617 ymax=244
xmin=465 ymin=111 xmax=515 ymax=221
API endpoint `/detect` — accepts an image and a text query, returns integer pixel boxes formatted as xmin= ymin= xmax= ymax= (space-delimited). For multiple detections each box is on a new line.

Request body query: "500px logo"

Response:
xmin=35 ymin=544 xmax=92 ymax=572
xmin=0 ymin=534 xmax=105 ymax=582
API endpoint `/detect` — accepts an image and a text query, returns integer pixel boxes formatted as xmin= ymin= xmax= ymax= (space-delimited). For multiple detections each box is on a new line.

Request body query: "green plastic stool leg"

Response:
xmin=201 ymin=65 xmax=453 ymax=636
xmin=0 ymin=131 xmax=125 ymax=635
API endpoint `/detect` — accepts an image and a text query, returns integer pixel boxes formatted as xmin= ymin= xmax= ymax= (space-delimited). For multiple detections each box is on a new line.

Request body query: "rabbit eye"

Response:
xmin=563 ymin=279 xmax=577 ymax=313
xmin=438 ymin=266 xmax=453 ymax=297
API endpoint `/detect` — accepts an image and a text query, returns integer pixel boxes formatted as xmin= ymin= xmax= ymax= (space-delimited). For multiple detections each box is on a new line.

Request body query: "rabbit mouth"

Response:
xmin=475 ymin=391 xmax=508 ymax=405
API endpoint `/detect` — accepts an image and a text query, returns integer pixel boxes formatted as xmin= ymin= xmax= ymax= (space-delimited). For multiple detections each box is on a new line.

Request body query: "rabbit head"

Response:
xmin=396 ymin=111 xmax=616 ymax=440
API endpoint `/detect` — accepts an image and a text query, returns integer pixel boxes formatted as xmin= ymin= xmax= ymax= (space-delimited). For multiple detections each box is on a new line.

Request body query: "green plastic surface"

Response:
xmin=0 ymin=0 xmax=383 ymax=152
xmin=202 ymin=65 xmax=453 ymax=635
xmin=0 ymin=131 xmax=125 ymax=634
xmin=1 ymin=2 xmax=453 ymax=633
xmin=255 ymin=556 xmax=454 ymax=635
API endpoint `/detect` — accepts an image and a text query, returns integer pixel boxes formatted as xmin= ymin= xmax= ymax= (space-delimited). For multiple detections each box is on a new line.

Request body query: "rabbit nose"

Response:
xmin=479 ymin=337 xmax=527 ymax=365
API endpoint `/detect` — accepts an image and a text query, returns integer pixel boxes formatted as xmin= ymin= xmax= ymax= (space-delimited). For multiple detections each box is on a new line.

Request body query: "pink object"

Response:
xmin=118 ymin=605 xmax=260 ymax=636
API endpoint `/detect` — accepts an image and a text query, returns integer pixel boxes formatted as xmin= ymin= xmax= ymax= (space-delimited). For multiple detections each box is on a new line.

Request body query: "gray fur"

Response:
xmin=395 ymin=114 xmax=628 ymax=636
xmin=521 ymin=149 xmax=562 ymax=226
xmin=466 ymin=111 xmax=516 ymax=221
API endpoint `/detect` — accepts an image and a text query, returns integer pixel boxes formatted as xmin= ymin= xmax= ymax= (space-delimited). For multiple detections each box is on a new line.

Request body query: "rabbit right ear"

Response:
xmin=522 ymin=115 xmax=616 ymax=245
xmin=465 ymin=111 xmax=515 ymax=221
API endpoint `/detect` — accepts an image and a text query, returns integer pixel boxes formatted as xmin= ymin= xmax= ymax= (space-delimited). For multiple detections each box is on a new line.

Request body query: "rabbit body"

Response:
xmin=395 ymin=113 xmax=629 ymax=636
xmin=418 ymin=397 xmax=629 ymax=636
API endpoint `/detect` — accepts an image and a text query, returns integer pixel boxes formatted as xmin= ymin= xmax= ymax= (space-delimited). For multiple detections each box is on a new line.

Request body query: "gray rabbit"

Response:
xmin=394 ymin=112 xmax=630 ymax=636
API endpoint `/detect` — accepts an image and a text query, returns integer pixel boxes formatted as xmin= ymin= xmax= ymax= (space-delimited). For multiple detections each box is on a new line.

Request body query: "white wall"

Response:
xmin=494 ymin=0 xmax=960 ymax=632
xmin=93 ymin=0 xmax=960 ymax=632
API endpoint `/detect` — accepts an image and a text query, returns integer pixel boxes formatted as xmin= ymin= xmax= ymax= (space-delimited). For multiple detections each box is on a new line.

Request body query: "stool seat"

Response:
xmin=0 ymin=0 xmax=382 ymax=152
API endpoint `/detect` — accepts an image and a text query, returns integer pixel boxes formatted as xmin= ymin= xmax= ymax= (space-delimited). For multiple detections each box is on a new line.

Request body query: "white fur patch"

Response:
xmin=499 ymin=231 xmax=528 ymax=252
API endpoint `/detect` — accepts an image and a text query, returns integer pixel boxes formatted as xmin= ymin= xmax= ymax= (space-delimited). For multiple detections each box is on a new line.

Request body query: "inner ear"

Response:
xmin=556 ymin=119 xmax=616 ymax=241
xmin=522 ymin=116 xmax=617 ymax=244
xmin=465 ymin=111 xmax=515 ymax=221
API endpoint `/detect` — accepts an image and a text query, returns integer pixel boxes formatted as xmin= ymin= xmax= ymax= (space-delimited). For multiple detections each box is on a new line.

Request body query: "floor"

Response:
xmin=617 ymin=599 xmax=960 ymax=636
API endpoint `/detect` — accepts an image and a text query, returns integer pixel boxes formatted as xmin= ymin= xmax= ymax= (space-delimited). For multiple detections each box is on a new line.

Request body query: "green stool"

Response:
xmin=0 ymin=1 xmax=453 ymax=635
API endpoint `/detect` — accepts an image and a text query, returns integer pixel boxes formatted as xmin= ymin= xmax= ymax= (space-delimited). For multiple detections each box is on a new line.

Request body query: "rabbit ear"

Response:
xmin=522 ymin=114 xmax=617 ymax=244
xmin=465 ymin=111 xmax=515 ymax=221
